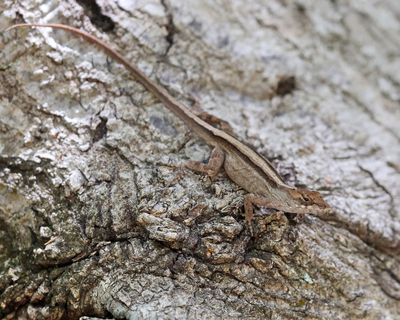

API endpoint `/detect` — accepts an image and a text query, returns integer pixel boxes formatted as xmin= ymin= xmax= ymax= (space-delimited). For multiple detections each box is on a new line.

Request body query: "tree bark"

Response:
xmin=1 ymin=0 xmax=399 ymax=319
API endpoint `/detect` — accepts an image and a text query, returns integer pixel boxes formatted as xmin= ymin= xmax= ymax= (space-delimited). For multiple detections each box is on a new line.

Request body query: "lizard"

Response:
xmin=5 ymin=23 xmax=332 ymax=234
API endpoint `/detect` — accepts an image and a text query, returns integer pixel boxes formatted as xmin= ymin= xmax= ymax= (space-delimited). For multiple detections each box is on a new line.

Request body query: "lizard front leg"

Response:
xmin=185 ymin=146 xmax=225 ymax=179
xmin=244 ymin=194 xmax=306 ymax=236
xmin=244 ymin=193 xmax=332 ymax=235
xmin=244 ymin=194 xmax=284 ymax=236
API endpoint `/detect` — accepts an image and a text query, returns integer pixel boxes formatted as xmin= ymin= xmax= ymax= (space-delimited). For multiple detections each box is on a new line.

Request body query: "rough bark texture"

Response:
xmin=1 ymin=1 xmax=400 ymax=319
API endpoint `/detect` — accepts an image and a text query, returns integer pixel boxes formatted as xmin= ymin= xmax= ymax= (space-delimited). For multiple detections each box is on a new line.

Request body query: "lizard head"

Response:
xmin=288 ymin=188 xmax=330 ymax=209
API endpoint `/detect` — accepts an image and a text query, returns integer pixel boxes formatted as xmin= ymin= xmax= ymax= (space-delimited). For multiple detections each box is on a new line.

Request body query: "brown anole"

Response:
xmin=5 ymin=23 xmax=331 ymax=234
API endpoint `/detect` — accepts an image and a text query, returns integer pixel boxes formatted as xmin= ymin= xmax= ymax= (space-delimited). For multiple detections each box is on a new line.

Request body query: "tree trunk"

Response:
xmin=1 ymin=1 xmax=399 ymax=319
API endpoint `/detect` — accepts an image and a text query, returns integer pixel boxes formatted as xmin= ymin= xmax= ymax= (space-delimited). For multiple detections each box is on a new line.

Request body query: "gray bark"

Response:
xmin=1 ymin=0 xmax=399 ymax=319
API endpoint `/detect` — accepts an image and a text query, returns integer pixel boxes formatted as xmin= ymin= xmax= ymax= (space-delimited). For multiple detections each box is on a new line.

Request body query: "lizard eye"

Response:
xmin=301 ymin=194 xmax=311 ymax=203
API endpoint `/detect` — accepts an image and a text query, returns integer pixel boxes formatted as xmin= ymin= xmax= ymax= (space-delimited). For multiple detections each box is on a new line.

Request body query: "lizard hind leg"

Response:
xmin=185 ymin=146 xmax=225 ymax=179
xmin=196 ymin=112 xmax=234 ymax=134
xmin=189 ymin=97 xmax=234 ymax=134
